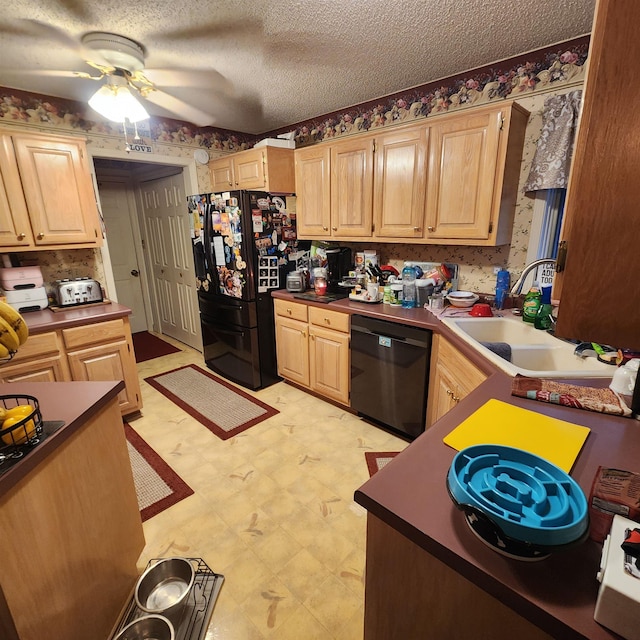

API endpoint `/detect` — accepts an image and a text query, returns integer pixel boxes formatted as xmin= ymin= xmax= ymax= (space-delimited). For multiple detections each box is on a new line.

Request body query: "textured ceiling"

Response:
xmin=0 ymin=0 xmax=596 ymax=134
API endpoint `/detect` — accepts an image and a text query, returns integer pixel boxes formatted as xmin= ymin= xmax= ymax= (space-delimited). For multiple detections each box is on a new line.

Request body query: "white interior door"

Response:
xmin=140 ymin=173 xmax=201 ymax=350
xmin=98 ymin=178 xmax=149 ymax=333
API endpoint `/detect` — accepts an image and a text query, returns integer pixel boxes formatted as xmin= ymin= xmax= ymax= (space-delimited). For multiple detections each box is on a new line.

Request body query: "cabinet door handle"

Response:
xmin=16 ymin=233 xmax=25 ymax=241
xmin=427 ymin=226 xmax=434 ymax=232
xmin=301 ymin=330 xmax=307 ymax=338
xmin=322 ymin=226 xmax=328 ymax=231
xmin=414 ymin=226 xmax=421 ymax=232
xmin=287 ymin=308 xmax=292 ymax=315
xmin=37 ymin=232 xmax=45 ymax=240
xmin=332 ymin=226 xmax=337 ymax=231
xmin=324 ymin=318 xmax=331 ymax=325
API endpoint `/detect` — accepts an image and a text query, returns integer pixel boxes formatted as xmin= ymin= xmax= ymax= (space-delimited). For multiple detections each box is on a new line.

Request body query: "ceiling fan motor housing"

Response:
xmin=82 ymin=32 xmax=146 ymax=72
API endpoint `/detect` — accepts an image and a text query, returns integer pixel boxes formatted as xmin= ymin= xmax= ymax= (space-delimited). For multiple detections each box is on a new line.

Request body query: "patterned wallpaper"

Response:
xmin=0 ymin=37 xmax=588 ymax=294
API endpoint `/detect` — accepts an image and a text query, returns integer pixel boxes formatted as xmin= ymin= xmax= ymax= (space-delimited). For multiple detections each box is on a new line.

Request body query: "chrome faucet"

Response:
xmin=510 ymin=258 xmax=557 ymax=296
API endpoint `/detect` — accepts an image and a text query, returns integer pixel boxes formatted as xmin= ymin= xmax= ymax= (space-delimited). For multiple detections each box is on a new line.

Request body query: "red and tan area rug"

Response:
xmin=132 ymin=331 xmax=181 ymax=363
xmin=144 ymin=364 xmax=279 ymax=441
xmin=124 ymin=423 xmax=194 ymax=522
xmin=365 ymin=451 xmax=400 ymax=477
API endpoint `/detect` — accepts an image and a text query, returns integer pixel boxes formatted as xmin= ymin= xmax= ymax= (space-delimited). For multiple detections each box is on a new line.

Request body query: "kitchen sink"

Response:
xmin=441 ymin=315 xmax=615 ymax=378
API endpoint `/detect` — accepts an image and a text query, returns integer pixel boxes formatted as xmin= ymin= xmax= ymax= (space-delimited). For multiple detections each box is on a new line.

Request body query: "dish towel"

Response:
xmin=511 ymin=374 xmax=634 ymax=418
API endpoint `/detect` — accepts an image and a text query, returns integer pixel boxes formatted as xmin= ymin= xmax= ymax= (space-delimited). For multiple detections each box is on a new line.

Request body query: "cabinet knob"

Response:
xmin=16 ymin=233 xmax=25 ymax=241
xmin=427 ymin=226 xmax=434 ymax=232
xmin=302 ymin=330 xmax=307 ymax=338
xmin=414 ymin=227 xmax=421 ymax=232
xmin=287 ymin=308 xmax=292 ymax=315
xmin=37 ymin=232 xmax=45 ymax=240
xmin=332 ymin=226 xmax=337 ymax=231
xmin=324 ymin=318 xmax=330 ymax=325
xmin=322 ymin=226 xmax=328 ymax=231
xmin=228 ymin=182 xmax=232 ymax=186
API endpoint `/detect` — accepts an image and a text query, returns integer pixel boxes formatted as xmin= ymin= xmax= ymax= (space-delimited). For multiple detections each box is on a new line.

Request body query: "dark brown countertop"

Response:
xmin=273 ymin=290 xmax=635 ymax=638
xmin=24 ymin=301 xmax=132 ymax=335
xmin=272 ymin=289 xmax=497 ymax=376
xmin=355 ymin=374 xmax=638 ymax=640
xmin=0 ymin=380 xmax=125 ymax=495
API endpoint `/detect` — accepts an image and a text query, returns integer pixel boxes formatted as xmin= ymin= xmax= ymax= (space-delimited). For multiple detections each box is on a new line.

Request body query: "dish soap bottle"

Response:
xmin=522 ymin=281 xmax=541 ymax=323
xmin=534 ymin=286 xmax=553 ymax=330
xmin=401 ymin=265 xmax=417 ymax=308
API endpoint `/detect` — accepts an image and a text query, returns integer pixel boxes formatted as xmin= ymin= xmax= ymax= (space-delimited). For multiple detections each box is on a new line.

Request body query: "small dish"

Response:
xmin=446 ymin=292 xmax=479 ymax=308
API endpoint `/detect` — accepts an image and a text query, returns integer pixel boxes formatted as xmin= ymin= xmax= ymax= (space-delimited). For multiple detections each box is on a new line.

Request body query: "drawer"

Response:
xmin=309 ymin=306 xmax=349 ymax=333
xmin=6 ymin=331 xmax=62 ymax=363
xmin=62 ymin=318 xmax=126 ymax=351
xmin=274 ymin=298 xmax=308 ymax=322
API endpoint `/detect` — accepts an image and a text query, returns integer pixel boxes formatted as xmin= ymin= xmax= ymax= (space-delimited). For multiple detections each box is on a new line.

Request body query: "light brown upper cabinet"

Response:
xmin=295 ymin=144 xmax=331 ymax=237
xmin=294 ymin=102 xmax=528 ymax=245
xmin=373 ymin=126 xmax=429 ymax=240
xmin=425 ymin=103 xmax=529 ymax=245
xmin=209 ymin=146 xmax=295 ymax=193
xmin=0 ymin=130 xmax=102 ymax=251
xmin=296 ymin=136 xmax=376 ymax=240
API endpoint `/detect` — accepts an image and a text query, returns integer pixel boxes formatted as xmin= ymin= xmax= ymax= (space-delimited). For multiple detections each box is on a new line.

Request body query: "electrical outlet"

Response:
xmin=493 ymin=266 xmax=501 ymax=275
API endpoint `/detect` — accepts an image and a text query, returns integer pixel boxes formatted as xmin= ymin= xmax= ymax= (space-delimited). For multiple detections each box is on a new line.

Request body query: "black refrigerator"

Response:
xmin=187 ymin=190 xmax=299 ymax=390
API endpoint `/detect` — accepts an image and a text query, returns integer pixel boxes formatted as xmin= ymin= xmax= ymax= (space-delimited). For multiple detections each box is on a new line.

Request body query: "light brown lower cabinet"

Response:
xmin=274 ymin=299 xmax=350 ymax=406
xmin=426 ymin=333 xmax=487 ymax=427
xmin=363 ymin=514 xmax=552 ymax=640
xmin=0 ymin=316 xmax=142 ymax=416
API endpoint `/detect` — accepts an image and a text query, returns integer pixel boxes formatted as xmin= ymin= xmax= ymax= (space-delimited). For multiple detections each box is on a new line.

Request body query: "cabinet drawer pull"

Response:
xmin=16 ymin=233 xmax=26 ymax=240
xmin=37 ymin=232 xmax=45 ymax=240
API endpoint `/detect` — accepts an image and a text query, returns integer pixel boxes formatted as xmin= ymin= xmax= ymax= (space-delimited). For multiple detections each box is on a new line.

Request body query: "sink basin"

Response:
xmin=442 ymin=315 xmax=615 ymax=378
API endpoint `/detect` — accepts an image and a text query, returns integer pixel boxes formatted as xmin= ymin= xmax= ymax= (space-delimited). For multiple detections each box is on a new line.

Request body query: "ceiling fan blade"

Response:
xmin=0 ymin=69 xmax=99 ymax=80
xmin=148 ymin=18 xmax=262 ymax=42
xmin=143 ymin=89 xmax=216 ymax=127
xmin=16 ymin=19 xmax=81 ymax=51
xmin=143 ymin=68 xmax=235 ymax=96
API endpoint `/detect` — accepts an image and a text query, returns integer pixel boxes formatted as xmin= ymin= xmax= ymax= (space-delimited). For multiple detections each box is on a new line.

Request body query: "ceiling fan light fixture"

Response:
xmin=88 ymin=76 xmax=149 ymax=123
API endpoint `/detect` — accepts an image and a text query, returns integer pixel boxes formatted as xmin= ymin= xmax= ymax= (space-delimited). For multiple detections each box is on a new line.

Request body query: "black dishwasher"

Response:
xmin=350 ymin=315 xmax=432 ymax=440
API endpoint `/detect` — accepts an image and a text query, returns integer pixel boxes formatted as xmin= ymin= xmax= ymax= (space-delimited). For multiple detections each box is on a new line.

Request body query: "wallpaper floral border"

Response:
xmin=0 ymin=37 xmax=588 ymax=152
xmin=0 ymin=36 xmax=589 ymax=296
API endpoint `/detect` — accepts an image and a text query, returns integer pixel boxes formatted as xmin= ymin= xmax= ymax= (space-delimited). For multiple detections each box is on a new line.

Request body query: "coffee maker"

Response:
xmin=326 ymin=247 xmax=352 ymax=293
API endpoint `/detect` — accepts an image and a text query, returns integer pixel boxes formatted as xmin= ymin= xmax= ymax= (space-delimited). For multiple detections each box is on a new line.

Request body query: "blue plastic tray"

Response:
xmin=447 ymin=445 xmax=588 ymax=547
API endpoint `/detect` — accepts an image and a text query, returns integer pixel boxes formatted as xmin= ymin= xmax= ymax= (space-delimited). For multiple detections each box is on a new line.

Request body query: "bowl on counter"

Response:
xmin=446 ymin=291 xmax=479 ymax=308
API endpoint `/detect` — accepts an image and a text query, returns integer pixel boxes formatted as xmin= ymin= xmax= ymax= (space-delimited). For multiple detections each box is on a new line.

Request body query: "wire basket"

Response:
xmin=0 ymin=394 xmax=43 ymax=453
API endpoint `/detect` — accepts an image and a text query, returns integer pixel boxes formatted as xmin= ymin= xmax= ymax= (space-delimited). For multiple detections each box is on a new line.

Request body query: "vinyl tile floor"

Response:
xmin=130 ymin=334 xmax=409 ymax=639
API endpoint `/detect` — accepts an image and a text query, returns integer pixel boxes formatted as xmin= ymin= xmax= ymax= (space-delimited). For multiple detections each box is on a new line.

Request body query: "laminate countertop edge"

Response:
xmin=23 ymin=301 xmax=132 ymax=334
xmin=0 ymin=380 xmax=125 ymax=496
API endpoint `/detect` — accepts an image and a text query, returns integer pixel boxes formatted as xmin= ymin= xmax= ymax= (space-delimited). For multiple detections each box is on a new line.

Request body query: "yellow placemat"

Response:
xmin=443 ymin=399 xmax=590 ymax=472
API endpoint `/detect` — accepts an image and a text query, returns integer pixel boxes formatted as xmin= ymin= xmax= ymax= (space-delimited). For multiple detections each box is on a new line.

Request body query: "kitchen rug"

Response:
xmin=132 ymin=330 xmax=181 ymax=363
xmin=365 ymin=451 xmax=400 ymax=477
xmin=144 ymin=364 xmax=279 ymax=440
xmin=124 ymin=423 xmax=194 ymax=522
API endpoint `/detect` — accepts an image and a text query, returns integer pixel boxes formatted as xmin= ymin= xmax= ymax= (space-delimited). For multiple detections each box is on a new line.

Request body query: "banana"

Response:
xmin=0 ymin=301 xmax=28 ymax=346
xmin=0 ymin=315 xmax=20 ymax=352
xmin=0 ymin=342 xmax=9 ymax=359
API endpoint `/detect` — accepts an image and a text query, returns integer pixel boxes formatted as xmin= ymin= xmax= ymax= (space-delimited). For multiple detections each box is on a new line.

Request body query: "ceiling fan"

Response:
xmin=74 ymin=31 xmax=218 ymax=126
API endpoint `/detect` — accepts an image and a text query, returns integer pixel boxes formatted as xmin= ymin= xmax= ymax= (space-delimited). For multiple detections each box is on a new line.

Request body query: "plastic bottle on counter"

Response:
xmin=401 ymin=265 xmax=417 ymax=308
xmin=522 ymin=281 xmax=542 ymax=323
xmin=534 ymin=286 xmax=553 ymax=330
xmin=495 ymin=269 xmax=510 ymax=310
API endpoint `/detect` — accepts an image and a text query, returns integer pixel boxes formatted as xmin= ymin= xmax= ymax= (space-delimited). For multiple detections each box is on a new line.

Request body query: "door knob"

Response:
xmin=131 ymin=269 xmax=139 ymax=277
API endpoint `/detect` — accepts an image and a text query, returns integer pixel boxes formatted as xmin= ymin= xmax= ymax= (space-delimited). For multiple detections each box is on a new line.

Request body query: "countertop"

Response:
xmin=0 ymin=380 xmax=125 ymax=495
xmin=273 ymin=289 xmax=637 ymax=639
xmin=24 ymin=301 xmax=132 ymax=334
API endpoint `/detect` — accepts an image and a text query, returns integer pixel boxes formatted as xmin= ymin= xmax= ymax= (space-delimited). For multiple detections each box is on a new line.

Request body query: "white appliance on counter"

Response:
xmin=594 ymin=514 xmax=640 ymax=639
xmin=0 ymin=266 xmax=48 ymax=312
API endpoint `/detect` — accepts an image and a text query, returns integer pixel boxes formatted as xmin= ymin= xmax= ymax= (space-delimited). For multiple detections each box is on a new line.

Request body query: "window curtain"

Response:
xmin=524 ymin=90 xmax=582 ymax=192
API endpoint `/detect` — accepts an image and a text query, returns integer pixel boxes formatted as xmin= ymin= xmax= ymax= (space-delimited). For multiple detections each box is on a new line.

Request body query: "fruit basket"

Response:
xmin=0 ymin=394 xmax=44 ymax=454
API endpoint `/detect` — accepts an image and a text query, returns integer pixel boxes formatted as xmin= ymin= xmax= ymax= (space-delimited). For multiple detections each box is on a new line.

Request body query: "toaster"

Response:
xmin=53 ymin=278 xmax=104 ymax=307
xmin=0 ymin=266 xmax=44 ymax=290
